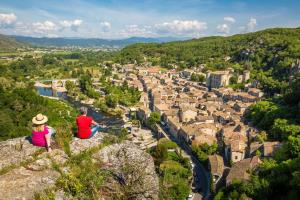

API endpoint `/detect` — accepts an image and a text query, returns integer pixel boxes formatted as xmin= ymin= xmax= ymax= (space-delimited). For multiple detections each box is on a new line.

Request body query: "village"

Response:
xmin=105 ymin=63 xmax=283 ymax=195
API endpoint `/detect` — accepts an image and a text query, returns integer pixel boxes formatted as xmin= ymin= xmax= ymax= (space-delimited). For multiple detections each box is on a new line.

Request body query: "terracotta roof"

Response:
xmin=208 ymin=155 xmax=224 ymax=176
xmin=192 ymin=134 xmax=217 ymax=146
xmin=226 ymin=156 xmax=261 ymax=185
xmin=263 ymin=141 xmax=281 ymax=157
xmin=180 ymin=105 xmax=198 ymax=112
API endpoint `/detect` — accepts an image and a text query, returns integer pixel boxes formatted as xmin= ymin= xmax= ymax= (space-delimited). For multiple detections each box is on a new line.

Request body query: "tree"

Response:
xmin=158 ymin=138 xmax=178 ymax=149
xmin=152 ymin=144 xmax=168 ymax=165
xmin=190 ymin=73 xmax=205 ymax=82
xmin=271 ymin=118 xmax=300 ymax=140
xmin=191 ymin=143 xmax=218 ymax=163
xmin=229 ymin=76 xmax=238 ymax=85
xmin=284 ymin=74 xmax=300 ymax=105
xmin=147 ymin=112 xmax=161 ymax=126
xmin=105 ymin=95 xmax=118 ymax=108
xmin=65 ymin=80 xmax=76 ymax=91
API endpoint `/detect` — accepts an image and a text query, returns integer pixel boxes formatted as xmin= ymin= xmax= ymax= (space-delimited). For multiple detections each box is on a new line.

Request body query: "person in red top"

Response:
xmin=76 ymin=106 xmax=100 ymax=139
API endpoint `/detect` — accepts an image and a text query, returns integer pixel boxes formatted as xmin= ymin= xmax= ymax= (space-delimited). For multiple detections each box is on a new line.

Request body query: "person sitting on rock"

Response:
xmin=31 ymin=113 xmax=55 ymax=152
xmin=76 ymin=106 xmax=100 ymax=139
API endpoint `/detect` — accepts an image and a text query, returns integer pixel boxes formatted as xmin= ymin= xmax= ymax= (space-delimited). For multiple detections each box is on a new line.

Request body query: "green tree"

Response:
xmin=105 ymin=95 xmax=118 ymax=108
xmin=147 ymin=112 xmax=161 ymax=126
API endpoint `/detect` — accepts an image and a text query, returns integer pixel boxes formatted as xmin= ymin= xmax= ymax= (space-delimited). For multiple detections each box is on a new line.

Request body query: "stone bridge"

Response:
xmin=39 ymin=78 xmax=78 ymax=88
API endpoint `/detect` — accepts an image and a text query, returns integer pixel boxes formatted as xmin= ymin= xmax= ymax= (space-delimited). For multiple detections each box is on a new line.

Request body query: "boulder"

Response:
xmin=0 ymin=137 xmax=40 ymax=171
xmin=93 ymin=141 xmax=159 ymax=200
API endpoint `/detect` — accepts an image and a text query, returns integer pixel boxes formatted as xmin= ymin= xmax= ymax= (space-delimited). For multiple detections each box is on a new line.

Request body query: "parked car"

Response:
xmin=189 ymin=161 xmax=195 ymax=169
xmin=187 ymin=193 xmax=194 ymax=200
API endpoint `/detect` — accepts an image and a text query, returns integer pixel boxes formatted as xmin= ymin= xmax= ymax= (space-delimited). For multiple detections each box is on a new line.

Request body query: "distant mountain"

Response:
xmin=12 ymin=35 xmax=185 ymax=48
xmin=0 ymin=34 xmax=26 ymax=52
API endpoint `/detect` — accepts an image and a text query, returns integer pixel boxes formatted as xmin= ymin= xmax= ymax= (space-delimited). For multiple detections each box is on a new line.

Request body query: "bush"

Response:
xmin=56 ymin=173 xmax=83 ymax=196
xmin=158 ymin=138 xmax=178 ymax=149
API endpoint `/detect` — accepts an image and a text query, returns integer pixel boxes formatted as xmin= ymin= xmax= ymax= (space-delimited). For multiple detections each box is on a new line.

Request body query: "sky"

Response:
xmin=0 ymin=0 xmax=299 ymax=39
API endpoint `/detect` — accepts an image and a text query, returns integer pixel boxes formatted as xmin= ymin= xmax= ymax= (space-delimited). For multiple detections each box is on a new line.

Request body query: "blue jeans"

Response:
xmin=89 ymin=125 xmax=100 ymax=139
xmin=47 ymin=126 xmax=56 ymax=137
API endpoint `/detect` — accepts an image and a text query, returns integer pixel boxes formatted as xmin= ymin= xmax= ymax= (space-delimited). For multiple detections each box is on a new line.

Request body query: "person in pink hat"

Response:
xmin=31 ymin=113 xmax=55 ymax=152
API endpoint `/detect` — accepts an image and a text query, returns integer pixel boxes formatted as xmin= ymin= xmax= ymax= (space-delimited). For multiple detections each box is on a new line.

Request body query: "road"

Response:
xmin=158 ymin=124 xmax=211 ymax=200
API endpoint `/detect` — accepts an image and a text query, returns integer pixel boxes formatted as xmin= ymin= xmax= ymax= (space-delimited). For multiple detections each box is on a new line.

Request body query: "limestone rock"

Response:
xmin=0 ymin=166 xmax=60 ymax=200
xmin=0 ymin=134 xmax=158 ymax=200
xmin=70 ymin=132 xmax=105 ymax=154
xmin=0 ymin=137 xmax=40 ymax=171
xmin=93 ymin=141 xmax=159 ymax=200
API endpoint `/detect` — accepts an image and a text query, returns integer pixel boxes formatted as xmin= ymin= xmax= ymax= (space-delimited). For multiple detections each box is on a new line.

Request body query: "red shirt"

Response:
xmin=76 ymin=115 xmax=93 ymax=139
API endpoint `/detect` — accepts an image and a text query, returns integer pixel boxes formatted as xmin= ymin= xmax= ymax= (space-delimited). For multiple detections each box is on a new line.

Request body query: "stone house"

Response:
xmin=179 ymin=123 xmax=219 ymax=144
xmin=262 ymin=141 xmax=281 ymax=157
xmin=206 ymin=70 xmax=231 ymax=89
xmin=153 ymin=103 xmax=170 ymax=115
xmin=248 ymin=88 xmax=264 ymax=98
xmin=166 ymin=116 xmax=181 ymax=138
xmin=221 ymin=124 xmax=248 ymax=163
xmin=226 ymin=156 xmax=261 ymax=186
xmin=233 ymin=102 xmax=252 ymax=114
xmin=191 ymin=134 xmax=217 ymax=146
xmin=179 ymin=106 xmax=198 ymax=123
xmin=212 ymin=110 xmax=231 ymax=125
xmin=137 ymin=106 xmax=151 ymax=125
xmin=178 ymin=124 xmax=201 ymax=144
xmin=208 ymin=155 xmax=224 ymax=191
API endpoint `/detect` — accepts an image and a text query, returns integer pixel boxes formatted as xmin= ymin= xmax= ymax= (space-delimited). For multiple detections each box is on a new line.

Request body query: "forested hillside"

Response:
xmin=0 ymin=34 xmax=26 ymax=52
xmin=117 ymin=28 xmax=300 ymax=94
xmin=13 ymin=35 xmax=182 ymax=47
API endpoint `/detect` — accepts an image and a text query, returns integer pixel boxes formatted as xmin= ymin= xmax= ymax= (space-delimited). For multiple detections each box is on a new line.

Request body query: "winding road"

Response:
xmin=157 ymin=124 xmax=211 ymax=200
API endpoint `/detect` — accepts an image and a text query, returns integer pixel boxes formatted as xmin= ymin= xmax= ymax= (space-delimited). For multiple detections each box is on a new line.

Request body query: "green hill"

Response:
xmin=117 ymin=27 xmax=300 ymax=94
xmin=0 ymin=34 xmax=26 ymax=52
xmin=119 ymin=27 xmax=300 ymax=66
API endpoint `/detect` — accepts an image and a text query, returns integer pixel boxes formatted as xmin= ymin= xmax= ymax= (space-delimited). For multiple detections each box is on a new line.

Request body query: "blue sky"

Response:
xmin=0 ymin=0 xmax=299 ymax=38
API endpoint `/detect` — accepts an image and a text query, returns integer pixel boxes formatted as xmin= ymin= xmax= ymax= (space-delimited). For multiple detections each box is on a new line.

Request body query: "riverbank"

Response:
xmin=36 ymin=86 xmax=125 ymax=129
xmin=34 ymin=81 xmax=51 ymax=88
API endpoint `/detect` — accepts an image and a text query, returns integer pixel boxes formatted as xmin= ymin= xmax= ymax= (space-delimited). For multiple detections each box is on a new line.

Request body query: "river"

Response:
xmin=36 ymin=87 xmax=124 ymax=131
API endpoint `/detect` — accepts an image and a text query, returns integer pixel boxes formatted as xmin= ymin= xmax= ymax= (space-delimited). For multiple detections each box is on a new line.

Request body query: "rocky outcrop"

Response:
xmin=0 ymin=137 xmax=40 ymax=171
xmin=0 ymin=135 xmax=159 ymax=200
xmin=93 ymin=141 xmax=159 ymax=200
xmin=0 ymin=134 xmax=105 ymax=200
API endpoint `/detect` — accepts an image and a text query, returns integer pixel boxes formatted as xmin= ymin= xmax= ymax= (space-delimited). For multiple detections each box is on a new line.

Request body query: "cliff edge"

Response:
xmin=0 ymin=134 xmax=159 ymax=200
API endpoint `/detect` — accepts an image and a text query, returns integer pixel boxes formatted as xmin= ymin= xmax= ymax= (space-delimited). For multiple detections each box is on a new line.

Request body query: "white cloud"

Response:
xmin=100 ymin=21 xmax=111 ymax=32
xmin=119 ymin=24 xmax=153 ymax=37
xmin=0 ymin=13 xmax=17 ymax=28
xmin=154 ymin=20 xmax=207 ymax=36
xmin=247 ymin=17 xmax=257 ymax=31
xmin=216 ymin=23 xmax=230 ymax=34
xmin=59 ymin=19 xmax=82 ymax=31
xmin=32 ymin=21 xmax=58 ymax=34
xmin=224 ymin=16 xmax=235 ymax=23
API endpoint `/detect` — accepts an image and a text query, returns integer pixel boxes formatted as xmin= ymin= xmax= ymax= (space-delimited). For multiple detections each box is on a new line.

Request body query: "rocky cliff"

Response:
xmin=0 ymin=134 xmax=159 ymax=200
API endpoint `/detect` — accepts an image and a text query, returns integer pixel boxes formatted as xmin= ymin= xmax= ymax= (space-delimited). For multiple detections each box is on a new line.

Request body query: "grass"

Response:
xmin=63 ymin=58 xmax=79 ymax=63
xmin=34 ymin=188 xmax=56 ymax=200
xmin=54 ymin=136 xmax=118 ymax=199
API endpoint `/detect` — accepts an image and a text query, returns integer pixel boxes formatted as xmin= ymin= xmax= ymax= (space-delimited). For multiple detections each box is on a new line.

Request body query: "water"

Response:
xmin=36 ymin=86 xmax=124 ymax=130
xmin=36 ymin=87 xmax=67 ymax=98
